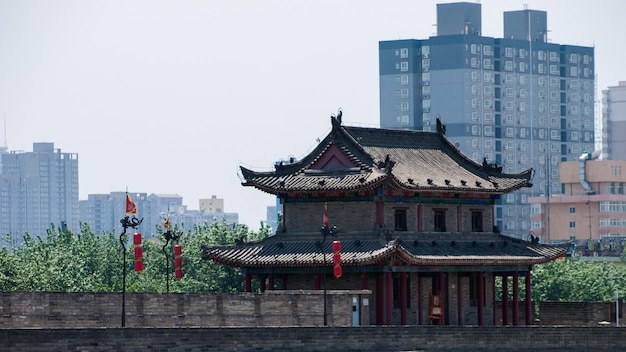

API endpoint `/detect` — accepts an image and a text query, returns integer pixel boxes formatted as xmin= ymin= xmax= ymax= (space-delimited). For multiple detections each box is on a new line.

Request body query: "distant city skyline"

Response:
xmin=2 ymin=1 xmax=625 ymax=229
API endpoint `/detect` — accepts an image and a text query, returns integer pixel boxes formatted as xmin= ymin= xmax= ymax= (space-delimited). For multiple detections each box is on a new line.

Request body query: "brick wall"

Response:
xmin=539 ymin=301 xmax=623 ymax=326
xmin=2 ymin=326 xmax=625 ymax=351
xmin=0 ymin=291 xmax=370 ymax=329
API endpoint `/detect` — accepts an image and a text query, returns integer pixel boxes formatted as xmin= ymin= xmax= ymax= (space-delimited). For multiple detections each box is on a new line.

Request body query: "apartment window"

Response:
xmin=504 ymin=74 xmax=513 ymax=84
xmin=549 ymin=51 xmax=558 ymax=61
xmin=550 ymin=77 xmax=558 ymax=87
xmin=484 ymin=125 xmax=493 ymax=136
xmin=471 ymin=71 xmax=479 ymax=81
xmin=569 ymin=221 xmax=576 ymax=228
xmin=569 ymin=207 xmax=576 ymax=214
xmin=400 ymin=61 xmax=408 ymax=71
xmin=538 ymin=51 xmax=546 ymax=61
xmin=484 ymin=139 xmax=493 ymax=149
xmin=400 ymin=48 xmax=408 ymax=58
xmin=570 ymin=66 xmax=578 ymax=77
xmin=550 ymin=130 xmax=559 ymax=140
xmin=505 ymin=127 xmax=514 ymax=138
xmin=434 ymin=210 xmax=446 ymax=232
xmin=505 ymin=87 xmax=513 ymax=97
xmin=531 ymin=204 xmax=542 ymax=214
xmin=571 ymin=131 xmax=579 ymax=141
xmin=400 ymin=102 xmax=409 ymax=111
xmin=394 ymin=208 xmax=408 ymax=231
xmin=538 ymin=63 xmax=545 ymax=74
xmin=505 ymin=47 xmax=513 ymax=57
xmin=401 ymin=75 xmax=408 ymax=85
xmin=483 ymin=45 xmax=492 ymax=56
xmin=608 ymin=183 xmax=615 ymax=194
xmin=400 ymin=88 xmax=409 ymax=98
xmin=505 ymin=61 xmax=513 ymax=71
xmin=550 ymin=65 xmax=559 ymax=75
xmin=471 ymin=211 xmax=483 ymax=232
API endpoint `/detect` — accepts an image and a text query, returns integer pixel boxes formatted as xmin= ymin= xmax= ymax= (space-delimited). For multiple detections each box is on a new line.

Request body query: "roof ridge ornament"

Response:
xmin=330 ymin=108 xmax=343 ymax=130
xmin=436 ymin=115 xmax=446 ymax=135
xmin=377 ymin=154 xmax=395 ymax=173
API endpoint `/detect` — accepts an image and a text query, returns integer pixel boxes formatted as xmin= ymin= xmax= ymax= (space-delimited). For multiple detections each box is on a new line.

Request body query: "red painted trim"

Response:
xmin=310 ymin=143 xmax=358 ymax=170
xmin=492 ymin=274 xmax=496 ymax=325
xmin=512 ymin=271 xmax=519 ymax=326
xmin=478 ymin=272 xmax=484 ymax=326
xmin=401 ymin=272 xmax=407 ymax=325
xmin=525 ymin=269 xmax=532 ymax=325
xmin=502 ymin=274 xmax=509 ymax=326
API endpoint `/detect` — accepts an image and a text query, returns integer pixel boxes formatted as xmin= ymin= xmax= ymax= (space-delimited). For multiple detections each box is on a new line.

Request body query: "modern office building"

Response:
xmin=0 ymin=142 xmax=79 ymax=245
xmin=528 ymin=156 xmax=626 ymax=256
xmin=602 ymin=81 xmax=626 ymax=160
xmin=379 ymin=2 xmax=595 ymax=238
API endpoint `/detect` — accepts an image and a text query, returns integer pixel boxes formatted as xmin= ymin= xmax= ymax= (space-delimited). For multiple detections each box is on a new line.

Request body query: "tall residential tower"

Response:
xmin=0 ymin=142 xmax=79 ymax=245
xmin=379 ymin=2 xmax=595 ymax=239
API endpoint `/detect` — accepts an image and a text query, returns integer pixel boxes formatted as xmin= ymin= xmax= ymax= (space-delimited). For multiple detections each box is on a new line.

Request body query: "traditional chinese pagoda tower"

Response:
xmin=203 ymin=112 xmax=565 ymax=326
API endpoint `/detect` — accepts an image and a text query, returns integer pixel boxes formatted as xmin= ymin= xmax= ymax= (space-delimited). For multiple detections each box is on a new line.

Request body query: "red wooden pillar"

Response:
xmin=525 ymin=269 xmax=532 ymax=325
xmin=260 ymin=277 xmax=266 ymax=293
xmin=477 ymin=272 xmax=484 ymax=326
xmin=245 ymin=273 xmax=252 ymax=293
xmin=386 ymin=271 xmax=393 ymax=325
xmin=401 ymin=272 xmax=407 ymax=325
xmin=502 ymin=274 xmax=509 ymax=325
xmin=512 ymin=271 xmax=519 ymax=326
xmin=376 ymin=201 xmax=384 ymax=227
xmin=457 ymin=274 xmax=462 ymax=325
xmin=362 ymin=272 xmax=369 ymax=290
xmin=268 ymin=274 xmax=275 ymax=291
xmin=376 ymin=276 xmax=384 ymax=325
xmin=492 ymin=273 xmax=497 ymax=325
xmin=417 ymin=273 xmax=422 ymax=325
xmin=315 ymin=273 xmax=321 ymax=290
xmin=282 ymin=275 xmax=288 ymax=290
xmin=417 ymin=204 xmax=422 ymax=231
xmin=438 ymin=272 xmax=445 ymax=325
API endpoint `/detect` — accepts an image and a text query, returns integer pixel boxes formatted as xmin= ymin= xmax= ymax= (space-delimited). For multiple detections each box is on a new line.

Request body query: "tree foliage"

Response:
xmin=1 ymin=221 xmax=270 ymax=293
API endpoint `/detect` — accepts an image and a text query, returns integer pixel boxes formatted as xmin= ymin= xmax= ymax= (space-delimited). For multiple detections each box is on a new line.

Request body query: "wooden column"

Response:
xmin=260 ymin=277 xmax=266 ymax=293
xmin=376 ymin=276 xmax=384 ymax=325
xmin=477 ymin=272 xmax=484 ymax=326
xmin=245 ymin=273 xmax=252 ymax=293
xmin=438 ymin=272 xmax=445 ymax=325
xmin=512 ymin=271 xmax=519 ymax=326
xmin=401 ymin=272 xmax=407 ymax=325
xmin=525 ymin=269 xmax=532 ymax=325
xmin=386 ymin=271 xmax=393 ymax=325
xmin=282 ymin=275 xmax=288 ymax=290
xmin=492 ymin=273 xmax=497 ymax=325
xmin=362 ymin=272 xmax=369 ymax=290
xmin=268 ymin=274 xmax=275 ymax=291
xmin=376 ymin=201 xmax=384 ymax=227
xmin=417 ymin=273 xmax=422 ymax=325
xmin=315 ymin=273 xmax=321 ymax=290
xmin=502 ymin=274 xmax=508 ymax=325
xmin=457 ymin=274 xmax=462 ymax=325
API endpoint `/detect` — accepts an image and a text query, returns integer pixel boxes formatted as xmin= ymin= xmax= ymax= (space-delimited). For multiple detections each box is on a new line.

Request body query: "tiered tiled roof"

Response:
xmin=202 ymin=232 xmax=566 ymax=268
xmin=239 ymin=115 xmax=532 ymax=195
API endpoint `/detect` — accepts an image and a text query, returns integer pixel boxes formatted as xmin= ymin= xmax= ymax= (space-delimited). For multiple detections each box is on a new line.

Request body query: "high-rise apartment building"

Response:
xmin=0 ymin=142 xmax=79 ymax=245
xmin=602 ymin=81 xmax=626 ymax=160
xmin=379 ymin=2 xmax=595 ymax=238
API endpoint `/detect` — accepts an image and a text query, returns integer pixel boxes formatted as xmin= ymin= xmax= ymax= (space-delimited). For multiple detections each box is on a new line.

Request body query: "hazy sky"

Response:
xmin=1 ymin=0 xmax=625 ymax=229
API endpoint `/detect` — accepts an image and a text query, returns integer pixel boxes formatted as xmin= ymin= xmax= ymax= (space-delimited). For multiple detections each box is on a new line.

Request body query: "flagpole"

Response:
xmin=120 ymin=191 xmax=143 ymax=327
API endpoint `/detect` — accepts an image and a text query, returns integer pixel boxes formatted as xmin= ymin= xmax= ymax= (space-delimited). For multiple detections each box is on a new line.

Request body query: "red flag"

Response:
xmin=164 ymin=209 xmax=170 ymax=229
xmin=125 ymin=193 xmax=137 ymax=215
xmin=323 ymin=203 xmax=329 ymax=227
